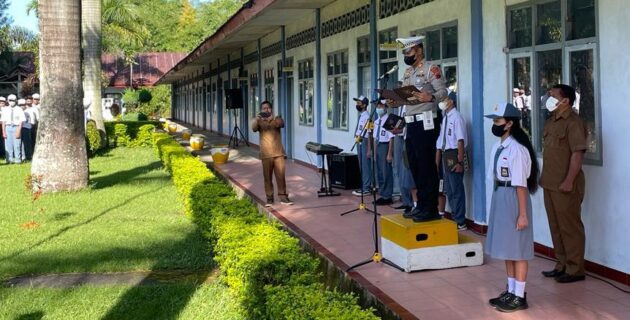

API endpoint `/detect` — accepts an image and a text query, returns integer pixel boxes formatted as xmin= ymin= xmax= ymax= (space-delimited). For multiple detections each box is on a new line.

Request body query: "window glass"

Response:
xmin=536 ymin=49 xmax=562 ymax=151
xmin=570 ymin=49 xmax=597 ymax=154
xmin=510 ymin=7 xmax=533 ymax=48
xmin=425 ymin=29 xmax=441 ymax=61
xmin=568 ymin=0 xmax=596 ymax=40
xmin=512 ymin=57 xmax=532 ymax=134
xmin=442 ymin=26 xmax=458 ymax=59
xmin=536 ymin=1 xmax=562 ymax=45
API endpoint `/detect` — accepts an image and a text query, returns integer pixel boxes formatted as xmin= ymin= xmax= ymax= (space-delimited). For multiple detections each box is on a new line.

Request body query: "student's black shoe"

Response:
xmin=265 ymin=199 xmax=274 ymax=207
xmin=403 ymin=206 xmax=419 ymax=218
xmin=279 ymin=196 xmax=294 ymax=205
xmin=394 ymin=204 xmax=410 ymax=211
xmin=555 ymin=274 xmax=585 ymax=283
xmin=412 ymin=211 xmax=442 ymax=223
xmin=489 ymin=290 xmax=511 ymax=308
xmin=495 ymin=293 xmax=528 ymax=312
xmin=541 ymin=269 xmax=565 ymax=278
xmin=373 ymin=198 xmax=393 ymax=205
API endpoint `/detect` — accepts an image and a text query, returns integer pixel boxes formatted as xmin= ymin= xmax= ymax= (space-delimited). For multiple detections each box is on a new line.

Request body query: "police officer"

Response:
xmin=395 ymin=36 xmax=448 ymax=222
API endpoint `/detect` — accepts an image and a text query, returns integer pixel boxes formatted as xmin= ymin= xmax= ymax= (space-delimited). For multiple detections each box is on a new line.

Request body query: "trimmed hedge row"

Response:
xmin=152 ymin=132 xmax=379 ymax=320
xmin=105 ymin=121 xmax=158 ymax=147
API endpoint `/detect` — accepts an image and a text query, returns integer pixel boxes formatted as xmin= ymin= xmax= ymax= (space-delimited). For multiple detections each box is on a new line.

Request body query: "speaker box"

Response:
xmin=328 ymin=153 xmax=361 ymax=190
xmin=225 ymin=88 xmax=243 ymax=109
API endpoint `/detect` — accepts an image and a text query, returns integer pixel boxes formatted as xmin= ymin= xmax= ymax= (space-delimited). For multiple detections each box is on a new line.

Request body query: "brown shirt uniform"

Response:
xmin=252 ymin=116 xmax=285 ymax=159
xmin=540 ymin=108 xmax=587 ymax=193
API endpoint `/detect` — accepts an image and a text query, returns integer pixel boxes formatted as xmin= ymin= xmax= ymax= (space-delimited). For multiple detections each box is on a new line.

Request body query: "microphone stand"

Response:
xmin=346 ymin=72 xmax=403 ymax=272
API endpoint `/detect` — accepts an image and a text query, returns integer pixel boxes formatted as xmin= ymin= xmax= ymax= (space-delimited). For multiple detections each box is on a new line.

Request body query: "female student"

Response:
xmin=484 ymin=102 xmax=539 ymax=313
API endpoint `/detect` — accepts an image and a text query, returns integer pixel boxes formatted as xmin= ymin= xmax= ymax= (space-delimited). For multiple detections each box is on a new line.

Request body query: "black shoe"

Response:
xmin=394 ymin=204 xmax=410 ymax=211
xmin=279 ymin=196 xmax=293 ymax=205
xmin=403 ymin=206 xmax=419 ymax=218
xmin=541 ymin=268 xmax=565 ymax=278
xmin=373 ymin=198 xmax=393 ymax=205
xmin=412 ymin=211 xmax=442 ymax=223
xmin=555 ymin=274 xmax=585 ymax=283
xmin=265 ymin=199 xmax=274 ymax=207
xmin=495 ymin=293 xmax=528 ymax=312
xmin=489 ymin=290 xmax=511 ymax=307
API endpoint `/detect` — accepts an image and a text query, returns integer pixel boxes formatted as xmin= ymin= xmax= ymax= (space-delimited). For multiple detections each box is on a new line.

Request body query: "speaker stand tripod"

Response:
xmin=228 ymin=109 xmax=249 ymax=148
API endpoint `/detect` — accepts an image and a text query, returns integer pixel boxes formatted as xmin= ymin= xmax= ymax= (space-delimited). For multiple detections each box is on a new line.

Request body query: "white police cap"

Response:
xmin=8 ymin=94 xmax=17 ymax=101
xmin=396 ymin=36 xmax=425 ymax=54
xmin=32 ymin=93 xmax=40 ymax=99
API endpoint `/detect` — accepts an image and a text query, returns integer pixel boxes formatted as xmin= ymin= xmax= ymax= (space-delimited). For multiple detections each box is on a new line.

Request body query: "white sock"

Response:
xmin=413 ymin=201 xmax=417 ymax=208
xmin=507 ymin=277 xmax=516 ymax=293
xmin=514 ymin=281 xmax=526 ymax=298
xmin=439 ymin=211 xmax=445 ymax=216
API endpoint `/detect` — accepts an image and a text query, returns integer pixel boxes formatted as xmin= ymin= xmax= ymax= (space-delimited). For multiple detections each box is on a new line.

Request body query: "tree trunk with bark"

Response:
xmin=82 ymin=0 xmax=105 ymax=147
xmin=32 ymin=0 xmax=88 ymax=192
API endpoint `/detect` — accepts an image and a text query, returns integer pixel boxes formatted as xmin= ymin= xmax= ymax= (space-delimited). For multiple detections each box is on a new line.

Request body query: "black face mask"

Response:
xmin=404 ymin=55 xmax=416 ymax=66
xmin=491 ymin=124 xmax=507 ymax=137
xmin=356 ymin=105 xmax=363 ymax=112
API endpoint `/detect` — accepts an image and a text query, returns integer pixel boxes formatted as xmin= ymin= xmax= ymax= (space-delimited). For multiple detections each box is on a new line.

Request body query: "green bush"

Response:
xmin=151 ymin=132 xmax=379 ymax=320
xmin=106 ymin=121 xmax=160 ymax=148
xmin=121 ymin=112 xmax=148 ymax=121
xmin=129 ymin=124 xmax=155 ymax=147
xmin=114 ymin=123 xmax=131 ymax=147
xmin=86 ymin=120 xmax=101 ymax=156
xmin=138 ymin=89 xmax=153 ymax=103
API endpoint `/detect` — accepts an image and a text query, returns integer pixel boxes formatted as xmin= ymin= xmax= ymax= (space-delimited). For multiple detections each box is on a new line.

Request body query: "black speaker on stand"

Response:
xmin=225 ymin=89 xmax=249 ymax=148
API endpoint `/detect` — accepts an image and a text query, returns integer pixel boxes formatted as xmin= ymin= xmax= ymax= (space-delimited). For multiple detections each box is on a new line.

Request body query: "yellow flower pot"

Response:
xmin=210 ymin=145 xmax=230 ymax=164
xmin=182 ymin=129 xmax=192 ymax=140
xmin=190 ymin=135 xmax=205 ymax=150
xmin=167 ymin=123 xmax=178 ymax=133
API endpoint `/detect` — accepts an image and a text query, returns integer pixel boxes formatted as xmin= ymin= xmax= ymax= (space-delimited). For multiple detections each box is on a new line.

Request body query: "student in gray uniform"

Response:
xmin=484 ymin=102 xmax=539 ymax=313
xmin=369 ymin=100 xmax=394 ymax=205
xmin=352 ymin=96 xmax=372 ymax=196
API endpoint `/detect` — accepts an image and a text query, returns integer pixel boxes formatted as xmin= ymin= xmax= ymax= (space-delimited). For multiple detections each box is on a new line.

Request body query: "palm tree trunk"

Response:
xmin=82 ymin=0 xmax=105 ymax=147
xmin=32 ymin=0 xmax=88 ymax=192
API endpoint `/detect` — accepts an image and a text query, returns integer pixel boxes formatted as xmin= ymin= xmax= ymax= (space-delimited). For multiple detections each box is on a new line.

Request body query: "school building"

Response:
xmin=157 ymin=0 xmax=630 ymax=284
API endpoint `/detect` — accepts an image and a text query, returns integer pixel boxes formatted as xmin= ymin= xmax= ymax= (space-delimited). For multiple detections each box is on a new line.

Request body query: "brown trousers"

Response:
xmin=262 ymin=156 xmax=287 ymax=200
xmin=543 ymin=189 xmax=585 ymax=276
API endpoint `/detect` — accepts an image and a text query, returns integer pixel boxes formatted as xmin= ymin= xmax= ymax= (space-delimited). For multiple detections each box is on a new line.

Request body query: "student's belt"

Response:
xmin=494 ymin=180 xmax=513 ymax=189
xmin=404 ymin=113 xmax=438 ymax=123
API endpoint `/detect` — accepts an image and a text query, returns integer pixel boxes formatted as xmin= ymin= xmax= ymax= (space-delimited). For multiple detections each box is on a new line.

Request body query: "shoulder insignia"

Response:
xmin=404 ymin=67 xmax=412 ymax=78
xmin=430 ymin=65 xmax=442 ymax=79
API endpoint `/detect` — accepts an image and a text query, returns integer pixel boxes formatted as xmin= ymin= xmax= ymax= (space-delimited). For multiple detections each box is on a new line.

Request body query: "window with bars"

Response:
xmin=357 ymin=36 xmax=372 ymax=98
xmin=298 ymin=58 xmax=314 ymax=126
xmin=507 ymin=0 xmax=599 ymax=164
xmin=327 ymin=51 xmax=349 ymax=130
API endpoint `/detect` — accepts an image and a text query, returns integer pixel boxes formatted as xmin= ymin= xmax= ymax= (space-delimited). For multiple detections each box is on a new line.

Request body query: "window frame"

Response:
xmin=298 ymin=58 xmax=315 ymax=127
xmin=506 ymin=0 xmax=601 ymax=165
xmin=326 ymin=50 xmax=349 ymax=131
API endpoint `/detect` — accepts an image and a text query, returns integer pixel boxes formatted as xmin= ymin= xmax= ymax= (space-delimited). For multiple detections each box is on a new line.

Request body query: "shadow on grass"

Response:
xmin=16 ymin=311 xmax=44 ymax=320
xmin=0 ymin=186 xmax=166 ymax=264
xmin=90 ymin=161 xmax=164 ymax=189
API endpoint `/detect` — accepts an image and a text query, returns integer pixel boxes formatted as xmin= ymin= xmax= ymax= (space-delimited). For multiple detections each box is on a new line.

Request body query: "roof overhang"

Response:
xmin=156 ymin=0 xmax=336 ymax=85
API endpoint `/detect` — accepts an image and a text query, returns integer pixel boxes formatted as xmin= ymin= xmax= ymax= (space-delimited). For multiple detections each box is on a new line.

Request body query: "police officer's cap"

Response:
xmin=352 ymin=95 xmax=369 ymax=105
xmin=485 ymin=102 xmax=521 ymax=119
xmin=396 ymin=36 xmax=424 ymax=54
xmin=8 ymin=94 xmax=17 ymax=101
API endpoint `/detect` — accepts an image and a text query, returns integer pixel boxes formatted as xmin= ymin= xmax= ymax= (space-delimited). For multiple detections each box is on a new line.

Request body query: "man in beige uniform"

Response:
xmin=252 ymin=100 xmax=293 ymax=207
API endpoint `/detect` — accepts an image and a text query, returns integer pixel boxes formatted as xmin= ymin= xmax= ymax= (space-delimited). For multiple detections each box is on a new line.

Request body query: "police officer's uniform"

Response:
xmin=397 ymin=36 xmax=448 ymax=221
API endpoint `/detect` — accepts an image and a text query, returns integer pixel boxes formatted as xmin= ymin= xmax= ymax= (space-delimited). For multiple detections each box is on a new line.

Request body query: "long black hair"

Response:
xmin=505 ymin=117 xmax=539 ymax=194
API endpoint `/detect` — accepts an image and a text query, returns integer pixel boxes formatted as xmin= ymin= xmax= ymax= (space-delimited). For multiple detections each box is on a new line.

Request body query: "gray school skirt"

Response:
xmin=484 ymin=186 xmax=534 ymax=261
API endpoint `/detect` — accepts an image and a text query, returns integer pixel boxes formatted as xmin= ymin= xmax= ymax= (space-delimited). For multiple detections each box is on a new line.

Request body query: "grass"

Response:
xmin=0 ymin=282 xmax=242 ymax=320
xmin=0 ymin=147 xmax=211 ymax=279
xmin=0 ymin=147 xmax=243 ymax=320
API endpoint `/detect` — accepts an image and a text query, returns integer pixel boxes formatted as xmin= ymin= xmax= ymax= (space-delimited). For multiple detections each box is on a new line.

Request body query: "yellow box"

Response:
xmin=381 ymin=215 xmax=458 ymax=249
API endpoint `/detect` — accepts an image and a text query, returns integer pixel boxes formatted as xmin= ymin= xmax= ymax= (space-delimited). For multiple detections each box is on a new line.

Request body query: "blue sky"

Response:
xmin=8 ymin=0 xmax=38 ymax=33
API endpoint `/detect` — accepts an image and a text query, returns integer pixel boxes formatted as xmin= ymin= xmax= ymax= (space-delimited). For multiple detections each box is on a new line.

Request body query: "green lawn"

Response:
xmin=0 ymin=148 xmax=242 ymax=320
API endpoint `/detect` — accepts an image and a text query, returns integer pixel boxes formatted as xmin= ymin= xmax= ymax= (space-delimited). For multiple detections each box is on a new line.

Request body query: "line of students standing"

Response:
xmin=0 ymin=94 xmax=40 ymax=164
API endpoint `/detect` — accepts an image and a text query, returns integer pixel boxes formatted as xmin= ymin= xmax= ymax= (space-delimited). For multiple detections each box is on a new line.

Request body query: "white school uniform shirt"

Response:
xmin=24 ymin=107 xmax=38 ymax=124
xmin=32 ymin=103 xmax=41 ymax=121
xmin=373 ymin=113 xmax=395 ymax=143
xmin=486 ymin=135 xmax=531 ymax=188
xmin=1 ymin=106 xmax=26 ymax=126
xmin=396 ymin=106 xmax=407 ymax=138
xmin=435 ymin=108 xmax=467 ymax=150
xmin=355 ymin=110 xmax=370 ymax=138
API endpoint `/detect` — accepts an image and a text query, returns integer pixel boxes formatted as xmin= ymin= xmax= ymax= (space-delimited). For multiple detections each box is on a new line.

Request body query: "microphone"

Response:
xmin=378 ymin=65 xmax=398 ymax=79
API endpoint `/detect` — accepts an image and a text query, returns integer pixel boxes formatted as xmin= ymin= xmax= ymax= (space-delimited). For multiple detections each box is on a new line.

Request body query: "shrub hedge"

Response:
xmin=152 ymin=132 xmax=378 ymax=320
xmin=105 ymin=121 xmax=159 ymax=148
xmin=86 ymin=120 xmax=101 ymax=156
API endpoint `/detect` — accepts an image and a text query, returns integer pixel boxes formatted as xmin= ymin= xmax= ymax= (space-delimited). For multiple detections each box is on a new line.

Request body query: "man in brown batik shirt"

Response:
xmin=539 ymin=84 xmax=588 ymax=283
xmin=252 ymin=100 xmax=292 ymax=207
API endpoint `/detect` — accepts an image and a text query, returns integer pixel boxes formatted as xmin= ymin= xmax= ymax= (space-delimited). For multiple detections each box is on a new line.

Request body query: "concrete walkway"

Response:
xmin=173 ymin=123 xmax=630 ymax=320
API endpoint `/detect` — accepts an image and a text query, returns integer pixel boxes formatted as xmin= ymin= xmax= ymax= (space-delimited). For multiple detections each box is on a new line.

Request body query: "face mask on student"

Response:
xmin=356 ymin=104 xmax=363 ymax=112
xmin=545 ymin=96 xmax=559 ymax=112
xmin=491 ymin=124 xmax=507 ymax=137
xmin=438 ymin=101 xmax=448 ymax=111
xmin=376 ymin=108 xmax=386 ymax=116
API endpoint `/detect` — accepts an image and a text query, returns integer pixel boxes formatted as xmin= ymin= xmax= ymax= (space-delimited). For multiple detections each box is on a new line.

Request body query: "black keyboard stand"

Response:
xmin=317 ymin=154 xmax=340 ymax=197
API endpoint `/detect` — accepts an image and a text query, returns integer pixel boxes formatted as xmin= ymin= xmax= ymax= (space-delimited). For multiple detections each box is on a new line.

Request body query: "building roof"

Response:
xmin=0 ymin=51 xmax=36 ymax=82
xmin=102 ymin=52 xmax=186 ymax=88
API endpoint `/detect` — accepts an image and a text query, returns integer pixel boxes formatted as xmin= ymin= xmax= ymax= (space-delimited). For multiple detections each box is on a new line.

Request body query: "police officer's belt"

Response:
xmin=404 ymin=113 xmax=438 ymax=123
xmin=494 ymin=180 xmax=513 ymax=188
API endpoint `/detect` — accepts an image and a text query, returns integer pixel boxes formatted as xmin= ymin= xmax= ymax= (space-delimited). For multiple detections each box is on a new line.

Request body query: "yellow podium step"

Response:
xmin=381 ymin=214 xmax=457 ymax=249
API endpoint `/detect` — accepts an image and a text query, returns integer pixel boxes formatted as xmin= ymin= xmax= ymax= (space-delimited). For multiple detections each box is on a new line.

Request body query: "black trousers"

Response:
xmin=405 ymin=120 xmax=440 ymax=214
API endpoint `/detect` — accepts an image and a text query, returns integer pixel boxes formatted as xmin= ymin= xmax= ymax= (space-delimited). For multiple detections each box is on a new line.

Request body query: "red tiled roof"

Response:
xmin=102 ymin=52 xmax=186 ymax=88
